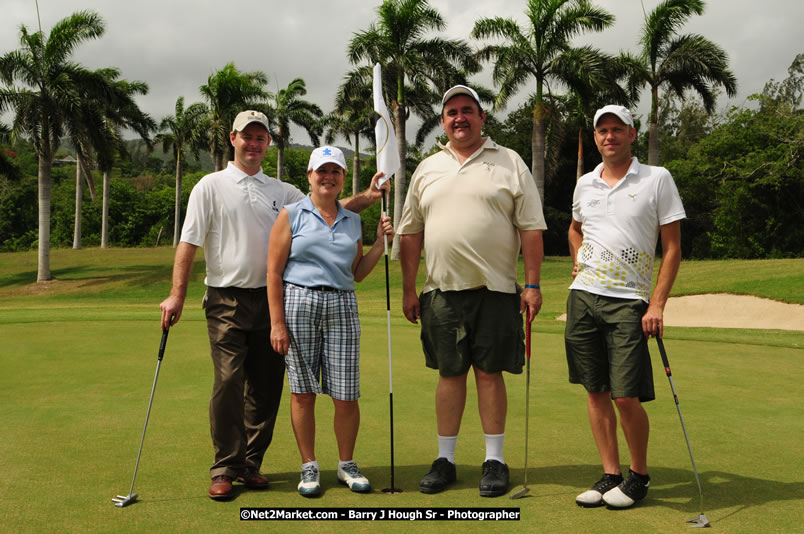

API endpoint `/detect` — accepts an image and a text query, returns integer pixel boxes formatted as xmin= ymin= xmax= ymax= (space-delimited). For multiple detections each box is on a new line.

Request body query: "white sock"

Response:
xmin=437 ymin=435 xmax=458 ymax=464
xmin=338 ymin=460 xmax=354 ymax=469
xmin=302 ymin=460 xmax=319 ymax=472
xmin=484 ymin=433 xmax=505 ymax=464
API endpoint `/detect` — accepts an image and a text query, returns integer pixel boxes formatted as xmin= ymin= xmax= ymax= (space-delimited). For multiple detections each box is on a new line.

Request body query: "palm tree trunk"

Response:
xmin=648 ymin=85 xmax=660 ymax=165
xmin=576 ymin=127 xmax=584 ymax=180
xmin=531 ymin=103 xmax=546 ymax=207
xmin=226 ymin=143 xmax=235 ymax=166
xmin=277 ymin=145 xmax=285 ymax=182
xmin=37 ymin=154 xmax=52 ymax=281
xmin=352 ymin=134 xmax=360 ymax=196
xmin=173 ymin=153 xmax=182 ymax=247
xmin=101 ymin=171 xmax=110 ymax=248
xmin=214 ymin=152 xmax=223 ymax=172
xmin=389 ymin=103 xmax=406 ymax=261
xmin=73 ymin=156 xmax=83 ymax=249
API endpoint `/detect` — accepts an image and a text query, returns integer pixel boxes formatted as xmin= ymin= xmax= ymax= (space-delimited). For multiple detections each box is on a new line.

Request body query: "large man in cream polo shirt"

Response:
xmin=159 ymin=111 xmax=387 ymax=501
xmin=399 ymin=85 xmax=546 ymax=497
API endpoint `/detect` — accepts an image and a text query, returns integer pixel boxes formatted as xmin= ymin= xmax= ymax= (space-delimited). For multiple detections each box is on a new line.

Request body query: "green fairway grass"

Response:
xmin=0 ymin=248 xmax=802 ymax=533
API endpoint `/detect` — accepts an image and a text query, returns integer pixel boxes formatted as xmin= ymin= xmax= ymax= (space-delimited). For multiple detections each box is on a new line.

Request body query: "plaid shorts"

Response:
xmin=283 ymin=283 xmax=361 ymax=401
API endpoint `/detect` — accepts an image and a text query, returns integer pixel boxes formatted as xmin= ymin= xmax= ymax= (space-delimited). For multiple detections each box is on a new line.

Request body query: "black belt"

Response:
xmin=286 ymin=283 xmax=340 ymax=292
xmin=212 ymin=286 xmax=266 ymax=293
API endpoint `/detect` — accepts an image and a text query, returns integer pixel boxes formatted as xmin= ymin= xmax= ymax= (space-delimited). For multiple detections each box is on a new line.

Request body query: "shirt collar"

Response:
xmin=593 ymin=157 xmax=641 ymax=185
xmin=226 ymin=161 xmax=268 ymax=184
xmin=299 ymin=195 xmax=345 ymax=225
xmin=441 ymin=137 xmax=498 ymax=163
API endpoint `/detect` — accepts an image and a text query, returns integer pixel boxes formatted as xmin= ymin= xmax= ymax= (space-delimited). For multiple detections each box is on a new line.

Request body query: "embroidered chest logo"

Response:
xmin=587 ymin=199 xmax=601 ymax=208
xmin=272 ymin=200 xmax=279 ymax=213
xmin=627 ymin=194 xmax=638 ymax=201
xmin=482 ymin=161 xmax=495 ymax=171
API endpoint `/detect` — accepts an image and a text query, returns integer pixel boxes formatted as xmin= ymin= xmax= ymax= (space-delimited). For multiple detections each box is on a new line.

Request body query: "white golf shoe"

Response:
xmin=337 ymin=461 xmax=371 ymax=493
xmin=575 ymin=473 xmax=624 ymax=507
xmin=298 ymin=464 xmax=321 ymax=497
xmin=602 ymin=470 xmax=650 ymax=508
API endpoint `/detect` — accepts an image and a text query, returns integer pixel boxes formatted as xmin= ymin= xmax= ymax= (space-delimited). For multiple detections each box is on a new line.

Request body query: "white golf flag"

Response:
xmin=373 ymin=63 xmax=400 ymax=188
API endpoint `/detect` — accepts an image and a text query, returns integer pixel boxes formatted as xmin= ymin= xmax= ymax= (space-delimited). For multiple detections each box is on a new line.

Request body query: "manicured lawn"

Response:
xmin=0 ymin=248 xmax=802 ymax=533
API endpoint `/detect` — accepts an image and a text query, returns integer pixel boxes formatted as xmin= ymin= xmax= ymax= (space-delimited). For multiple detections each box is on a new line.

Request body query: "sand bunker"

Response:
xmin=557 ymin=294 xmax=804 ymax=331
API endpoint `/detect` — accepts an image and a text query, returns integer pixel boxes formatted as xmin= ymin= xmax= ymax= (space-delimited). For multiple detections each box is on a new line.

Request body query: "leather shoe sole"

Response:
xmin=208 ymin=475 xmax=234 ymax=500
xmin=236 ymin=470 xmax=269 ymax=489
xmin=419 ymin=458 xmax=457 ymax=494
xmin=479 ymin=460 xmax=509 ymax=497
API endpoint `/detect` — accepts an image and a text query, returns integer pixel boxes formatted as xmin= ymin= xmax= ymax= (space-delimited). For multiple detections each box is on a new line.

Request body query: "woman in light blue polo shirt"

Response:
xmin=267 ymin=146 xmax=393 ymax=497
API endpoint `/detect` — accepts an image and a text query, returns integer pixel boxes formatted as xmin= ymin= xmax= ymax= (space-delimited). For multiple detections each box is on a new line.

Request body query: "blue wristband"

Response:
xmin=525 ymin=284 xmax=540 ymax=289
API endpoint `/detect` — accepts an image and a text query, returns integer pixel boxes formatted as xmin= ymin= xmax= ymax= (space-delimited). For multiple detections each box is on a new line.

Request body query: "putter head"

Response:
xmin=382 ymin=487 xmax=403 ymax=494
xmin=509 ymin=486 xmax=530 ymax=500
xmin=112 ymin=493 xmax=138 ymax=507
xmin=686 ymin=513 xmax=710 ymax=528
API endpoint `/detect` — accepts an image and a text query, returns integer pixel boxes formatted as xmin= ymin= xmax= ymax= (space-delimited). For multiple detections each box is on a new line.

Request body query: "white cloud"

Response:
xmin=2 ymin=0 xmax=801 ymax=145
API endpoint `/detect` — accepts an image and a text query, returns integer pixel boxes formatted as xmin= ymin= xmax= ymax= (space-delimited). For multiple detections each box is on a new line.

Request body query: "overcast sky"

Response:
xmin=2 ymin=0 xmax=802 ymax=147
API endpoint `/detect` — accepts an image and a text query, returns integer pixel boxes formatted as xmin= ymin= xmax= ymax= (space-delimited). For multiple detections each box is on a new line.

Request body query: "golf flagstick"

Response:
xmin=656 ymin=336 xmax=710 ymax=528
xmin=510 ymin=308 xmax=532 ymax=499
xmin=380 ymin=191 xmax=401 ymax=494
xmin=373 ymin=62 xmax=401 ymax=494
xmin=113 ymin=320 xmax=172 ymax=507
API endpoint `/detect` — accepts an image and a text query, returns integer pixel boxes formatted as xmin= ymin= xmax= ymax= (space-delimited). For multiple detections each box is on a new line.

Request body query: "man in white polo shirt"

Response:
xmin=567 ymin=105 xmax=685 ymax=509
xmin=399 ymin=85 xmax=546 ymax=497
xmin=159 ymin=111 xmax=387 ymax=500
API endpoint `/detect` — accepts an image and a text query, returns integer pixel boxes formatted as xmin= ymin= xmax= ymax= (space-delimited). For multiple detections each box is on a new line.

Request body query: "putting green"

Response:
xmin=0 ymin=249 xmax=802 ymax=533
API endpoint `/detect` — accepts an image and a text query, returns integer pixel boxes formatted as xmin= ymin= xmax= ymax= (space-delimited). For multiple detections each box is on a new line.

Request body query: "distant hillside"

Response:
xmin=123 ymin=139 xmax=215 ymax=172
xmin=116 ymin=139 xmax=368 ymax=174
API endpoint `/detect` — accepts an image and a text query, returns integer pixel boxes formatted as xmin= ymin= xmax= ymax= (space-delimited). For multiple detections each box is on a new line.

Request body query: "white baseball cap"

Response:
xmin=232 ymin=110 xmax=270 ymax=133
xmin=441 ymin=84 xmax=482 ymax=109
xmin=593 ymin=105 xmax=634 ymax=128
xmin=307 ymin=146 xmax=347 ymax=171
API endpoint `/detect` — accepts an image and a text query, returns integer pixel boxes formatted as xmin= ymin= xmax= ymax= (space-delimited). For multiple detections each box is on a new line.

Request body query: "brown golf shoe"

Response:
xmin=208 ymin=475 xmax=234 ymax=500
xmin=236 ymin=468 xmax=269 ymax=489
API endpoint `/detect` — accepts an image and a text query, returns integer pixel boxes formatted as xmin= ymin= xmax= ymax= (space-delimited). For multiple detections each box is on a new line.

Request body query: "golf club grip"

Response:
xmin=156 ymin=314 xmax=175 ymax=361
xmin=525 ymin=308 xmax=531 ymax=359
xmin=157 ymin=327 xmax=170 ymax=361
xmin=656 ymin=337 xmax=671 ymax=372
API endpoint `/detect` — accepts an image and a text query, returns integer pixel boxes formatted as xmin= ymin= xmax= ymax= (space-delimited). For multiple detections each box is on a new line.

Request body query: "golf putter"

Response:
xmin=113 ymin=320 xmax=172 ymax=507
xmin=656 ymin=336 xmax=710 ymax=528
xmin=510 ymin=309 xmax=532 ymax=500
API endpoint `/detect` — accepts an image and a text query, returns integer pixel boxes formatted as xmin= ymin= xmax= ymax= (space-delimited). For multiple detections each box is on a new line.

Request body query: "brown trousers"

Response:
xmin=204 ymin=286 xmax=285 ymax=479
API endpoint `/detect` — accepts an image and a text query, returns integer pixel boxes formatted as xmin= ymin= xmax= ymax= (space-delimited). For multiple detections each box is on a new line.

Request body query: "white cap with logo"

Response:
xmin=232 ymin=110 xmax=270 ymax=133
xmin=307 ymin=146 xmax=347 ymax=171
xmin=441 ymin=84 xmax=482 ymax=109
xmin=593 ymin=105 xmax=634 ymax=128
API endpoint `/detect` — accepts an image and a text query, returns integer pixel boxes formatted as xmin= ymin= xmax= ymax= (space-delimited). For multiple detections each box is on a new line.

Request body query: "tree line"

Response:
xmin=1 ymin=1 xmax=801 ymax=283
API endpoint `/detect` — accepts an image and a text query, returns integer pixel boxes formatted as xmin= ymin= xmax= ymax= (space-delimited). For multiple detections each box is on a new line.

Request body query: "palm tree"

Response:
xmin=348 ymin=0 xmax=479 ymax=259
xmin=199 ymin=62 xmax=268 ymax=171
xmin=626 ymin=0 xmax=736 ymax=165
xmin=268 ymin=78 xmax=322 ymax=182
xmin=98 ymin=77 xmax=154 ymax=248
xmin=155 ymin=96 xmax=206 ymax=247
xmin=66 ymin=68 xmax=153 ymax=249
xmin=562 ymin=54 xmax=640 ymax=179
xmin=472 ymin=0 xmax=615 ymax=205
xmin=324 ymin=71 xmax=375 ymax=195
xmin=0 ymin=10 xmax=108 ymax=280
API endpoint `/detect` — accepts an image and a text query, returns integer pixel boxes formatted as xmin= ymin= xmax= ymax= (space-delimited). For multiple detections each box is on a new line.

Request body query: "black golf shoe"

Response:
xmin=603 ymin=469 xmax=650 ymax=508
xmin=575 ymin=473 xmax=624 ymax=507
xmin=479 ymin=459 xmax=509 ymax=497
xmin=419 ymin=458 xmax=456 ymax=494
